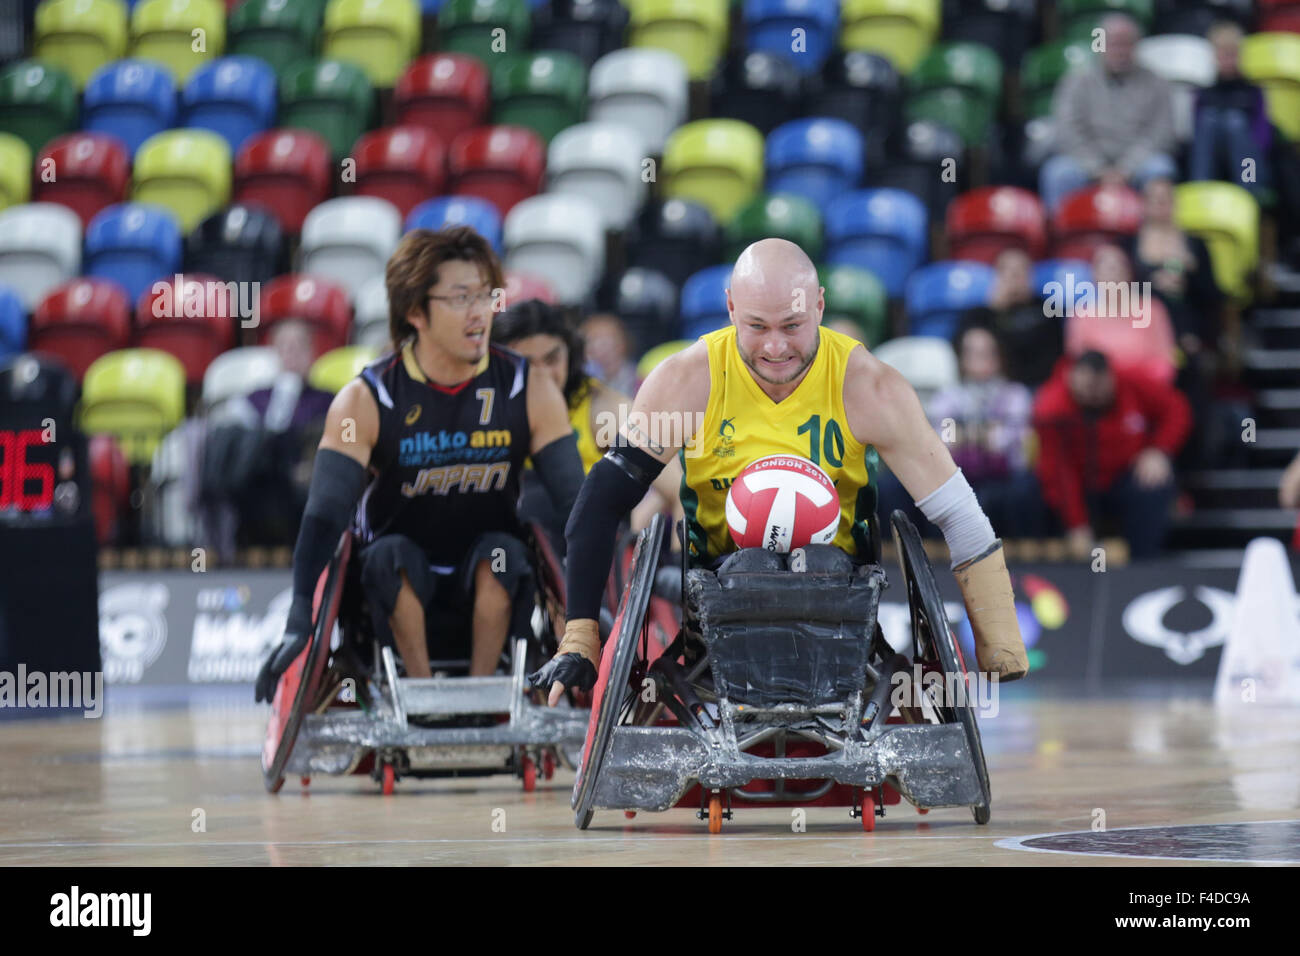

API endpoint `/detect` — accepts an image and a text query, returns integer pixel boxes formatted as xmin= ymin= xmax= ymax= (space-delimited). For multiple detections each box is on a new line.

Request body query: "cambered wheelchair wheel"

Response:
xmin=572 ymin=513 xmax=667 ymax=830
xmin=261 ymin=532 xmax=352 ymax=793
xmin=890 ymin=511 xmax=993 ymax=824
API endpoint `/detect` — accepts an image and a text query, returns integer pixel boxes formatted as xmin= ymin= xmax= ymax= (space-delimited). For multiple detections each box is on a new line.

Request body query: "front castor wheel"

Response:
xmin=861 ymin=792 xmax=877 ymax=832
xmin=542 ymin=750 xmax=556 ymax=780
xmin=381 ymin=763 xmax=395 ymax=796
xmin=972 ymin=803 xmax=990 ymax=824
xmin=708 ymin=794 xmax=723 ymax=834
xmin=522 ymin=755 xmax=537 ymax=792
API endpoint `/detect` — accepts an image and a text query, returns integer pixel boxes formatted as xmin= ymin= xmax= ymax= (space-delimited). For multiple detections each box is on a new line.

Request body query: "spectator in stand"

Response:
xmin=1040 ymin=13 xmax=1178 ymax=213
xmin=579 ymin=312 xmax=639 ymax=395
xmin=961 ymin=248 xmax=1061 ymax=388
xmin=1033 ymin=350 xmax=1192 ymax=560
xmin=1189 ymin=22 xmax=1274 ymax=205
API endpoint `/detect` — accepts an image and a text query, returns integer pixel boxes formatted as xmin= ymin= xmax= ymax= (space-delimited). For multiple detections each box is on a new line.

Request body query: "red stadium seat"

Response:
xmin=89 ymin=433 xmax=130 ymax=545
xmin=946 ymin=186 xmax=1047 ymax=263
xmin=350 ymin=125 xmax=446 ymax=218
xmin=1050 ymin=183 xmax=1143 ymax=261
xmin=33 ymin=133 xmax=130 ymax=227
xmin=447 ymin=125 xmax=545 ymax=218
xmin=29 ymin=277 xmax=132 ymax=380
xmin=504 ymin=270 xmax=558 ymax=306
xmin=258 ymin=273 xmax=353 ymax=355
xmin=394 ymin=53 xmax=489 ymax=145
xmin=233 ymin=128 xmax=333 ymax=234
xmin=133 ymin=272 xmax=238 ymax=383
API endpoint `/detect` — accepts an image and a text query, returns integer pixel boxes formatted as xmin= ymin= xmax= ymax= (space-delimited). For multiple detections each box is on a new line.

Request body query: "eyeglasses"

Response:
xmin=428 ymin=289 xmax=494 ymax=310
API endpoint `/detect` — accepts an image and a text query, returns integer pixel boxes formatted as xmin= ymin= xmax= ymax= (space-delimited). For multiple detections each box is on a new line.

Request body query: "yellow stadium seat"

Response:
xmin=309 ymin=344 xmax=381 ymax=393
xmin=80 ymin=348 xmax=187 ymax=464
xmin=1174 ymin=181 xmax=1259 ymax=303
xmin=132 ymin=129 xmax=231 ymax=232
xmin=662 ymin=119 xmax=764 ymax=224
xmin=629 ymin=0 xmax=728 ymax=81
xmin=0 ymin=134 xmax=32 ymax=209
xmin=1241 ymin=32 xmax=1300 ymax=142
xmin=322 ymin=0 xmax=420 ymax=88
xmin=34 ymin=0 xmax=129 ymax=91
xmin=130 ymin=0 xmax=226 ymax=84
xmin=636 ymin=338 xmax=692 ymax=380
xmin=841 ymin=0 xmax=941 ymax=75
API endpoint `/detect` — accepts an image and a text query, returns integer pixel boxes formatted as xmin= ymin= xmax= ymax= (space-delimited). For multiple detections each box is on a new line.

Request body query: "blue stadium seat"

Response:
xmin=743 ymin=0 xmax=839 ymax=75
xmin=82 ymin=59 xmax=177 ymax=156
xmin=764 ymin=117 xmax=864 ymax=213
xmin=1033 ymin=258 xmax=1094 ymax=309
xmin=0 ymin=285 xmax=25 ymax=360
xmin=825 ymin=188 xmax=928 ymax=298
xmin=904 ymin=260 xmax=995 ymax=340
xmin=680 ymin=264 xmax=733 ymax=340
xmin=180 ymin=56 xmax=278 ymax=154
xmin=84 ymin=202 xmax=183 ymax=306
xmin=405 ymin=195 xmax=503 ymax=253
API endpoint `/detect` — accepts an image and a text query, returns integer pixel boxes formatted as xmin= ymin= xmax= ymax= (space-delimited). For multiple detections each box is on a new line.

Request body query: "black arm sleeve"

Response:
xmin=531 ymin=433 xmax=585 ymax=555
xmin=286 ymin=448 xmax=368 ymax=633
xmin=564 ymin=446 xmax=667 ymax=623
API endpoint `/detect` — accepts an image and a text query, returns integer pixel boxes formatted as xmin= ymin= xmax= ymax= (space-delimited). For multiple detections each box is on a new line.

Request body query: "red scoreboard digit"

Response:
xmin=0 ymin=428 xmax=57 ymax=512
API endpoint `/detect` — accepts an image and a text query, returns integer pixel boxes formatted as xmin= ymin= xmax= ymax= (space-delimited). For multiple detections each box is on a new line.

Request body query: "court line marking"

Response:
xmin=995 ymin=819 xmax=1300 ymax=864
xmin=0 ymin=834 xmax=1005 ymax=849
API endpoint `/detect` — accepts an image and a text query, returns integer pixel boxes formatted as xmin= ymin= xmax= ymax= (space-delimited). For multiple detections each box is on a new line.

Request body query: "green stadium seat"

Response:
xmin=438 ymin=0 xmax=531 ymax=68
xmin=725 ymin=192 xmax=824 ymax=261
xmin=903 ymin=41 xmax=1003 ymax=148
xmin=279 ymin=58 xmax=376 ymax=161
xmin=491 ymin=50 xmax=587 ymax=144
xmin=1020 ymin=40 xmax=1091 ymax=120
xmin=819 ymin=262 xmax=889 ymax=347
xmin=0 ymin=61 xmax=78 ymax=155
xmin=228 ymin=0 xmax=323 ymax=81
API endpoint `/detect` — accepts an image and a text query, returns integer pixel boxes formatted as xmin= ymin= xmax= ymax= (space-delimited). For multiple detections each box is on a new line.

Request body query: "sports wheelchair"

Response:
xmin=572 ymin=511 xmax=993 ymax=832
xmin=261 ymin=522 xmax=588 ymax=795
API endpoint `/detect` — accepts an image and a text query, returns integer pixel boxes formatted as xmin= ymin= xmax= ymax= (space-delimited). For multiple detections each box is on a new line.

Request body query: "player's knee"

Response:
xmin=467 ymin=532 xmax=531 ymax=600
xmin=361 ymin=535 xmax=433 ymax=615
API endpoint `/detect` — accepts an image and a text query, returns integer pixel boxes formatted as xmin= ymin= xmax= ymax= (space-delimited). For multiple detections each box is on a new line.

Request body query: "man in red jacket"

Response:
xmin=1033 ymin=350 xmax=1191 ymax=559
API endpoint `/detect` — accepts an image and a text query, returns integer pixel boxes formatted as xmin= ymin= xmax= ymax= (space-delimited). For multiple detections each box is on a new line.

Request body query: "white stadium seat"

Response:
xmin=298 ymin=196 xmax=402 ymax=298
xmin=588 ymin=48 xmax=689 ymax=155
xmin=871 ymin=335 xmax=959 ymax=406
xmin=0 ymin=203 xmax=83 ymax=310
xmin=547 ymin=122 xmax=649 ymax=231
xmin=503 ymin=193 xmax=605 ymax=304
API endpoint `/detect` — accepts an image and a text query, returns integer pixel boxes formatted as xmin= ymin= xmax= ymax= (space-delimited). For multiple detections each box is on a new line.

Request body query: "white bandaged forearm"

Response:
xmin=914 ymin=469 xmax=997 ymax=569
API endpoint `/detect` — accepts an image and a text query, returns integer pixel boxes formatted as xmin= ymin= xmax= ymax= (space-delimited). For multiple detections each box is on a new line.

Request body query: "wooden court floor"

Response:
xmin=1 ymin=688 xmax=1297 ymax=866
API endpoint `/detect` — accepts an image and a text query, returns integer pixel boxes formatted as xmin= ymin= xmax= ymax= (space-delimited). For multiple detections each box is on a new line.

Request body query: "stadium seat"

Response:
xmin=1241 ymin=32 xmax=1300 ymax=142
xmin=394 ymin=53 xmax=490 ymax=145
xmin=180 ymin=56 xmax=278 ymax=153
xmin=840 ymin=0 xmax=941 ymax=75
xmin=764 ymin=117 xmax=865 ymax=214
xmin=1258 ymin=0 xmax=1300 ymax=33
xmin=89 ymin=433 xmax=130 ymax=545
xmin=1020 ymin=40 xmax=1090 ymax=120
xmin=184 ymin=204 xmax=287 ymax=284
xmin=228 ymin=0 xmax=322 ymax=79
xmin=743 ymin=0 xmax=838 ymax=75
xmin=1152 ymin=0 xmax=1252 ymax=37
xmin=0 ymin=61 xmax=78 ymax=155
xmin=1033 ymin=258 xmax=1094 ymax=310
xmin=133 ymin=272 xmax=239 ymax=382
xmin=258 ymin=273 xmax=353 ymax=354
xmin=532 ymin=0 xmax=630 ymax=69
xmin=32 ymin=133 xmax=130 ymax=228
xmin=350 ymin=126 xmax=447 ymax=218
xmin=502 ymin=270 xmax=558 ymax=305
xmin=679 ymin=263 xmax=732 ymax=340
xmin=946 ymin=186 xmax=1047 ymax=264
xmin=309 ymin=343 xmax=380 ymax=393
xmin=626 ymin=198 xmax=724 ymax=287
xmin=1049 ymin=183 xmax=1143 ymax=262
xmin=447 ymin=125 xmax=546 ymax=217
xmin=662 ymin=119 xmax=764 ymax=224
xmin=322 ymin=0 xmax=420 ymax=87
xmin=805 ymin=51 xmax=902 ymax=161
xmin=871 ymin=335 xmax=958 ymax=403
xmin=0 ymin=135 xmax=31 ymax=210
xmin=725 ymin=192 xmax=823 ymax=261
xmin=940 ymin=0 xmax=1034 ymax=69
xmin=33 ymin=0 xmax=129 ymax=91
xmin=588 ymin=48 xmax=689 ymax=155
xmin=819 ymin=262 xmax=889 ymax=347
xmin=1136 ymin=34 xmax=1214 ymax=141
xmin=201 ymin=344 xmax=281 ymax=409
xmin=405 ymin=195 xmax=503 ymax=251
xmin=233 ymin=128 xmax=333 ymax=235
xmin=131 ymin=129 xmax=232 ymax=233
xmin=613 ymin=266 xmax=679 ymax=353
xmin=0 ymin=285 xmax=25 ymax=360
xmin=438 ymin=0 xmax=531 ymax=66
xmin=709 ymin=50 xmax=804 ymax=136
xmin=82 ymin=59 xmax=176 ymax=156
xmin=825 ymin=188 xmax=928 ymax=299
xmin=1057 ymin=0 xmax=1153 ymax=40
xmin=629 ymin=0 xmax=729 ymax=81
xmin=80 ymin=347 xmax=187 ymax=464
xmin=872 ymin=118 xmax=962 ymax=222
xmin=546 ymin=122 xmax=648 ymax=231
xmin=351 ymin=273 xmax=389 ymax=345
xmin=503 ymin=193 xmax=605 ymax=303
xmin=28 ymin=278 xmax=133 ymax=380
xmin=279 ymin=59 xmax=376 ymax=161
xmin=636 ymin=337 xmax=691 ymax=378
xmin=299 ymin=196 xmax=403 ymax=297
xmin=903 ymin=41 xmax=1003 ymax=149
xmin=903 ymin=260 xmax=994 ymax=339
xmin=0 ymin=204 xmax=83 ymax=310
xmin=490 ymin=51 xmax=588 ymax=144
xmin=130 ymin=0 xmax=226 ymax=84
xmin=1174 ymin=181 xmax=1259 ymax=302
xmin=85 ymin=202 xmax=183 ymax=305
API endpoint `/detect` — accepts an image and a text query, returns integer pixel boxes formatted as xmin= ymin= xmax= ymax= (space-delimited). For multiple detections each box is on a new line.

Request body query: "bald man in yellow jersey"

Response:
xmin=530 ymin=239 xmax=1028 ymax=702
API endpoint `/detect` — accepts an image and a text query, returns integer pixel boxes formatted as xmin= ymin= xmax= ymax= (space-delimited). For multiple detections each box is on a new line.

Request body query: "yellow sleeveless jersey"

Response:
xmin=681 ymin=326 xmax=880 ymax=565
xmin=525 ymin=375 xmax=604 ymax=474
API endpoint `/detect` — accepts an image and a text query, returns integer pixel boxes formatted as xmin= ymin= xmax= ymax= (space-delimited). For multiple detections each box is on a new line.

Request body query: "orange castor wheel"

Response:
xmin=522 ymin=755 xmax=537 ymax=792
xmin=624 ymin=810 xmax=637 ymax=820
xmin=916 ymin=807 xmax=929 ymax=815
xmin=861 ymin=791 xmax=876 ymax=832
xmin=708 ymin=794 xmax=723 ymax=834
xmin=300 ymin=776 xmax=311 ymax=789
xmin=542 ymin=750 xmax=555 ymax=780
xmin=381 ymin=763 xmax=395 ymax=796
